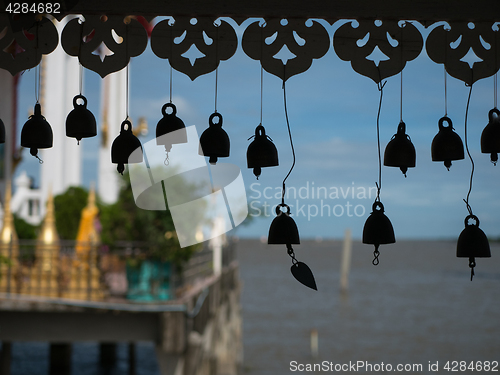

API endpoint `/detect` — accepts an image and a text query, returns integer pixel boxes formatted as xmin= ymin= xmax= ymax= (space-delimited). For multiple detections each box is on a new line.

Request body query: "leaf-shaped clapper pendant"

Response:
xmin=290 ymin=261 xmax=317 ymax=291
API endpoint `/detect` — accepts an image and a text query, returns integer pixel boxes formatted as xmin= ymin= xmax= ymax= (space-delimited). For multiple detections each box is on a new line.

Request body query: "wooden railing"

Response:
xmin=0 ymin=238 xmax=237 ymax=302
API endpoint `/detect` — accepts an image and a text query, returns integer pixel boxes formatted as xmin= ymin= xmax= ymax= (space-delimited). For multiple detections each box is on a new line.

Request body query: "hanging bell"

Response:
xmin=156 ymin=103 xmax=187 ymax=152
xmin=21 ymin=103 xmax=53 ymax=159
xmin=383 ymin=121 xmax=416 ymax=177
xmin=247 ymin=124 xmax=279 ymax=179
xmin=480 ymin=108 xmax=500 ymax=165
xmin=65 ymin=94 xmax=97 ymax=144
xmin=111 ymin=119 xmax=143 ymax=175
xmin=199 ymin=112 xmax=230 ymax=165
xmin=268 ymin=204 xmax=300 ymax=245
xmin=362 ymin=201 xmax=395 ymax=265
xmin=0 ymin=117 xmax=5 ymax=144
xmin=431 ymin=116 xmax=464 ymax=170
xmin=457 ymin=214 xmax=491 ymax=281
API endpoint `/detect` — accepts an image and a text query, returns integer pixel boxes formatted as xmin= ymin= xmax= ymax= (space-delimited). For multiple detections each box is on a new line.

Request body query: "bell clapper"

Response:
xmin=444 ymin=159 xmax=452 ymax=171
xmin=469 ymin=257 xmax=476 ymax=281
xmin=253 ymin=167 xmax=261 ymax=179
xmin=400 ymin=166 xmax=408 ymax=177
xmin=491 ymin=153 xmax=498 ymax=166
xmin=30 ymin=148 xmax=44 ymax=164
xmin=372 ymin=244 xmax=380 ymax=266
xmin=209 ymin=156 xmax=218 ymax=165
xmin=117 ymin=163 xmax=125 ymax=175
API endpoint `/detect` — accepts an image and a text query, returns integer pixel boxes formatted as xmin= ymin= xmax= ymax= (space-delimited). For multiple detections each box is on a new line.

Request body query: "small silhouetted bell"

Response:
xmin=457 ymin=214 xmax=491 ymax=281
xmin=247 ymin=124 xmax=279 ymax=179
xmin=480 ymin=108 xmax=500 ymax=165
xmin=268 ymin=204 xmax=300 ymax=245
xmin=363 ymin=201 xmax=395 ymax=265
xmin=0 ymin=117 xmax=5 ymax=144
xmin=199 ymin=112 xmax=229 ymax=165
xmin=21 ymin=103 xmax=53 ymax=160
xmin=384 ymin=121 xmax=416 ymax=177
xmin=111 ymin=120 xmax=143 ymax=175
xmin=156 ymin=103 xmax=187 ymax=152
xmin=66 ymin=94 xmax=97 ymax=144
xmin=431 ymin=116 xmax=464 ymax=170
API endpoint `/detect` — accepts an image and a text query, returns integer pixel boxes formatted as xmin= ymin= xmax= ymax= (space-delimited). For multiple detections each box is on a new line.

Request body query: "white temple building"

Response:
xmin=11 ymin=171 xmax=42 ymax=226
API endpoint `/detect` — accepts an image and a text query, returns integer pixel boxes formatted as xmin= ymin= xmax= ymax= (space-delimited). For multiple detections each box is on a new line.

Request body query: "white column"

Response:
xmin=98 ymin=66 xmax=128 ymax=204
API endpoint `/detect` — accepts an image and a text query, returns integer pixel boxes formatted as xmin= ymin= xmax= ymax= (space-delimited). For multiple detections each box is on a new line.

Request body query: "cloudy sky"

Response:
xmin=15 ymin=18 xmax=500 ymax=240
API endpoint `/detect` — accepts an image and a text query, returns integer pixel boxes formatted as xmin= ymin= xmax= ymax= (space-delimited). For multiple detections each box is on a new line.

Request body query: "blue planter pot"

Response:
xmin=126 ymin=260 xmax=171 ymax=301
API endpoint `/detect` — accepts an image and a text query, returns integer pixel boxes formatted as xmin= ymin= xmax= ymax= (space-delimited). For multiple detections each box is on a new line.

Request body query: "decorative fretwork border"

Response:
xmin=1 ymin=14 xmax=500 ymax=85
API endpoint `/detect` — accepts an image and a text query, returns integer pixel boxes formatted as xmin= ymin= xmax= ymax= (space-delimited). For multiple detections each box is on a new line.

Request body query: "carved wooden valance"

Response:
xmin=1 ymin=13 xmax=499 ymax=85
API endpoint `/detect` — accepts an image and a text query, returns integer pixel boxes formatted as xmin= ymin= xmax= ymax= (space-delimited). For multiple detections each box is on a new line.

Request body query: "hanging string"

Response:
xmin=375 ymin=70 xmax=387 ymax=202
xmin=463 ymin=83 xmax=474 ymax=216
xmin=126 ymin=63 xmax=129 ymax=121
xmin=78 ymin=19 xmax=83 ymax=96
xmin=400 ymin=69 xmax=403 ymax=122
xmin=169 ymin=22 xmax=173 ymax=104
xmin=260 ymin=65 xmax=264 ymax=125
xmin=34 ymin=64 xmax=39 ymax=104
xmin=260 ymin=21 xmax=265 ymax=126
xmin=495 ymin=30 xmax=498 ymax=110
xmin=400 ymin=22 xmax=404 ymax=122
xmin=281 ymin=73 xmax=296 ymax=206
xmin=125 ymin=26 xmax=130 ymax=122
xmin=169 ymin=65 xmax=173 ymax=104
xmin=34 ymin=20 xmax=40 ymax=104
xmin=214 ymin=22 xmax=219 ymax=113
xmin=214 ymin=65 xmax=219 ymax=112
xmin=79 ymin=64 xmax=83 ymax=96
xmin=444 ymin=67 xmax=448 ymax=116
xmin=494 ymin=73 xmax=497 ymax=109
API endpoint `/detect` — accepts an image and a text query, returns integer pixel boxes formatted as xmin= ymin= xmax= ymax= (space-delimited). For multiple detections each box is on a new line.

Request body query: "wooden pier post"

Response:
xmin=0 ymin=342 xmax=12 ymax=375
xmin=128 ymin=342 xmax=136 ymax=375
xmin=99 ymin=342 xmax=117 ymax=368
xmin=340 ymin=228 xmax=352 ymax=293
xmin=155 ymin=311 xmax=186 ymax=375
xmin=49 ymin=343 xmax=72 ymax=375
xmin=310 ymin=329 xmax=319 ymax=359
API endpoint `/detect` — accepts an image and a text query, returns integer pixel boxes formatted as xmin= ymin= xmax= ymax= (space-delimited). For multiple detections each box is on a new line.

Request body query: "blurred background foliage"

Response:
xmin=53 ymin=186 xmax=88 ymax=240
xmin=13 ymin=214 xmax=37 ymax=240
